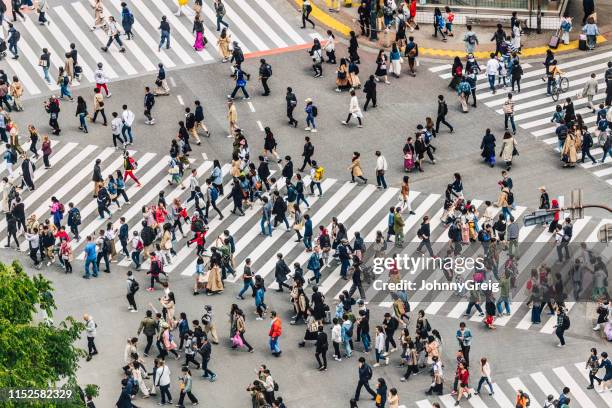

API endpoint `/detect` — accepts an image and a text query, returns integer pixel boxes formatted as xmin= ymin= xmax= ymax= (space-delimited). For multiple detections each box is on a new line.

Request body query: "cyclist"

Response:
xmin=546 ymin=59 xmax=565 ymax=96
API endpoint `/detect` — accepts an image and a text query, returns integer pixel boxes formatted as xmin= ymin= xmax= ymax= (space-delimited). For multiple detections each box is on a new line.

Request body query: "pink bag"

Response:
xmin=231 ymin=333 xmax=244 ymax=348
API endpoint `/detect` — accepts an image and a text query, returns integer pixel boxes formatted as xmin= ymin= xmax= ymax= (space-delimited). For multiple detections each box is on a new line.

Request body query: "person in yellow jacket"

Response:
xmin=175 ymin=0 xmax=194 ymax=17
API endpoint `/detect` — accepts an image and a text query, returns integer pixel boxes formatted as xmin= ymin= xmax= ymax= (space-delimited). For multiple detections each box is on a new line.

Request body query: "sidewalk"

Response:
xmin=296 ymin=0 xmax=610 ymax=59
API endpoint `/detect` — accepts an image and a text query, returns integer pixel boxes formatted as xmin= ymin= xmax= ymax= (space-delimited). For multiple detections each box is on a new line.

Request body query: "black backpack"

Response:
xmin=562 ymin=314 xmax=570 ymax=330
xmin=9 ymin=150 xmax=17 ymax=163
xmin=311 ymin=105 xmax=318 ymax=117
xmin=130 ymin=279 xmax=140 ymax=293
xmin=265 ymin=64 xmax=272 ymax=77
xmin=72 ymin=208 xmax=82 ymax=225
xmin=507 ymin=191 xmax=514 ymax=205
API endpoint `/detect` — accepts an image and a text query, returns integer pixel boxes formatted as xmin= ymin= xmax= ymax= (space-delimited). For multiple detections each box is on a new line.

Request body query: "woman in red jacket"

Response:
xmin=455 ymin=362 xmax=473 ymax=405
xmin=268 ymin=311 xmax=282 ymax=357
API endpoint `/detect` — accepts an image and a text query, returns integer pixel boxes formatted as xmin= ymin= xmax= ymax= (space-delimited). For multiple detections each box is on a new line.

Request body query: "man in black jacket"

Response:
xmin=281 ymin=155 xmax=293 ymax=184
xmin=144 ymin=86 xmax=155 ymax=125
xmin=299 ymin=136 xmax=314 ymax=172
xmin=272 ymin=191 xmax=289 ymax=230
xmin=92 ymin=158 xmax=103 ymax=198
xmin=435 ymin=95 xmax=454 ymax=133
xmin=259 ymin=58 xmax=272 ymax=96
xmin=140 ymin=221 xmax=156 ymax=260
xmin=199 ymin=337 xmax=217 ymax=381
xmin=605 ymin=61 xmax=612 ymax=107
xmin=274 ymin=253 xmax=292 ymax=291
xmin=354 ymin=357 xmax=376 ymax=401
xmin=286 ymin=87 xmax=298 ymax=127
xmin=490 ymin=24 xmax=506 ymax=56
xmin=315 ymin=326 xmax=328 ymax=371
xmin=257 ymin=156 xmax=271 ymax=191
xmin=363 ymin=75 xmax=377 ymax=111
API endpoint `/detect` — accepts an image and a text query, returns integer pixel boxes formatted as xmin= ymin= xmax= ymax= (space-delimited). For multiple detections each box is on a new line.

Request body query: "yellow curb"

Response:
xmin=294 ymin=0 xmax=352 ymax=36
xmin=296 ymin=2 xmax=607 ymax=58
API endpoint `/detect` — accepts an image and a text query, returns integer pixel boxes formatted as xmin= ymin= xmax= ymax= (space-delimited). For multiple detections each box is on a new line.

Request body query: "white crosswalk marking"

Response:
xmin=507 ymin=378 xmax=542 ymax=408
xmin=574 ymin=363 xmax=612 ymax=408
xmin=44 ymin=13 xmax=96 ymax=82
xmin=197 ymin=1 xmax=250 ymax=54
xmin=232 ymin=0 xmax=287 ymax=48
xmin=22 ymin=17 xmax=65 ymax=74
xmin=415 ymin=401 xmax=433 ymax=408
xmin=4 ymin=57 xmax=41 ymax=95
xmin=149 ymin=0 xmax=213 ymax=62
xmin=429 ymin=49 xmax=612 ymax=186
xmin=13 ymin=27 xmax=59 ymax=90
xmin=128 ymin=0 xmax=192 ymax=66
xmin=491 ymin=383 xmax=514 ymax=408
xmin=553 ymin=367 xmax=597 ymax=408
xmin=529 ymin=372 xmax=557 ymax=399
xmin=256 ymin=0 xmax=305 ymax=44
xmin=54 ymin=5 xmax=119 ymax=78
xmin=72 ymin=2 xmax=139 ymax=75
xmin=221 ymin=1 xmax=269 ymax=51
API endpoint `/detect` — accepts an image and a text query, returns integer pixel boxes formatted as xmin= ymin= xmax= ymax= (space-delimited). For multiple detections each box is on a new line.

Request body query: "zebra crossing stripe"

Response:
xmin=13 ymin=26 xmax=59 ymax=90
xmin=586 ymin=219 xmax=611 ymax=243
xmin=438 ymin=394 xmax=457 ymax=408
xmin=331 ymin=187 xmax=401 ymax=297
xmin=232 ymin=0 xmax=288 ymax=48
xmin=0 ymin=142 xmax=79 ymax=233
xmin=129 ymin=0 xmax=193 ymax=65
xmin=54 ymin=5 xmax=119 ymax=78
xmin=221 ymin=0 xmax=270 ymax=51
xmin=197 ymin=1 xmax=251 ymax=54
xmin=255 ymin=0 xmax=306 ymax=44
xmin=491 ymin=383 xmax=514 ymax=408
xmin=4 ymin=56 xmax=41 ymax=95
xmin=44 ymin=12 xmax=96 ymax=82
xmin=573 ymin=363 xmax=612 ymax=408
xmin=530 ymin=371 xmax=558 ymax=401
xmin=149 ymin=0 xmax=213 ymax=62
xmin=72 ymin=2 xmax=139 ymax=75
xmin=118 ymin=160 xmax=213 ymax=267
xmin=101 ymin=0 xmax=158 ymax=72
xmin=22 ymin=17 xmax=65 ymax=74
xmin=0 ymin=140 xmax=59 ymax=178
xmin=467 ymin=395 xmax=489 ymax=408
xmin=415 ymin=401 xmax=433 ymax=408
xmin=553 ymin=367 xmax=598 ymax=408
xmin=507 ymin=378 xmax=542 ymax=408
xmin=70 ymin=152 xmax=156 ymax=253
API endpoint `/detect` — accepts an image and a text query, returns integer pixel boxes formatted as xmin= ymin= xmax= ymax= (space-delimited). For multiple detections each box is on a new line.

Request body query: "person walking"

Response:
xmin=502 ymin=93 xmax=516 ymax=135
xmin=39 ymin=48 xmax=52 ymax=84
xmin=121 ymin=105 xmax=135 ymax=145
xmin=158 ymin=16 xmax=171 ymax=51
xmin=177 ymin=367 xmax=198 ymax=407
xmin=342 ymin=90 xmax=363 ymax=127
xmin=269 ymin=311 xmax=282 ymax=357
xmin=354 ymin=357 xmax=377 ymax=401
xmin=301 ymin=0 xmax=315 ymax=29
xmin=552 ymin=306 xmax=569 ymax=347
xmin=214 ymin=0 xmax=229 ymax=31
xmin=84 ymin=314 xmax=98 ymax=361
xmin=363 ymin=75 xmax=377 ymax=111
xmin=101 ymin=16 xmax=126 ymax=53
xmin=6 ymin=23 xmax=19 ymax=60
xmin=228 ymin=65 xmax=250 ymax=100
xmin=94 ymin=63 xmax=111 ymax=97
xmin=259 ymin=59 xmax=272 ymax=96
xmin=435 ymin=95 xmax=453 ymax=133
xmin=475 ymin=357 xmax=494 ymax=396
xmin=582 ymin=73 xmax=599 ymax=113
xmin=416 ymin=216 xmax=434 ymax=257
xmin=456 ymin=322 xmax=472 ymax=367
xmin=227 ymin=99 xmax=238 ymax=138
xmin=315 ymin=325 xmax=328 ymax=371
xmin=375 ymin=151 xmax=388 ymax=189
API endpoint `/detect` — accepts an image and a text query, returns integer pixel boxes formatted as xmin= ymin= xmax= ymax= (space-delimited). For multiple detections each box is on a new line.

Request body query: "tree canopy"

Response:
xmin=0 ymin=260 xmax=92 ymax=407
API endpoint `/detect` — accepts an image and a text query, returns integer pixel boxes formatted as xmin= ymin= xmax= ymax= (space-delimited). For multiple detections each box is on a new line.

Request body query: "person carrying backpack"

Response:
xmin=126 ymin=270 xmax=139 ymax=312
xmin=553 ymin=306 xmax=569 ymax=347
xmin=355 ymin=357 xmax=377 ymax=401
xmin=259 ymin=59 xmax=272 ymax=96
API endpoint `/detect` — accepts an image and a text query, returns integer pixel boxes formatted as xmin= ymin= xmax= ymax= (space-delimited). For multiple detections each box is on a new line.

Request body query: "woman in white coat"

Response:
xmin=325 ymin=30 xmax=336 ymax=64
xmin=341 ymin=89 xmax=363 ymax=128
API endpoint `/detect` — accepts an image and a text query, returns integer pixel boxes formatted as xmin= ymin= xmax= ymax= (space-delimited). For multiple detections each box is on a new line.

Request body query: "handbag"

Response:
xmin=168 ymin=166 xmax=179 ymax=175
xmin=512 ymin=146 xmax=519 ymax=156
xmin=231 ymin=333 xmax=244 ymax=348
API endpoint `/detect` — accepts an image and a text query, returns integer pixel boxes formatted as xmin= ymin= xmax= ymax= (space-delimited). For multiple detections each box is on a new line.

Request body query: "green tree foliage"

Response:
xmin=0 ymin=261 xmax=91 ymax=407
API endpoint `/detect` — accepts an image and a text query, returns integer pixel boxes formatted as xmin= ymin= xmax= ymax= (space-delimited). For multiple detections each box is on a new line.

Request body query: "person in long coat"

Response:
xmin=335 ymin=59 xmax=349 ymax=92
xmin=499 ymin=132 xmax=516 ymax=171
xmin=21 ymin=156 xmax=35 ymax=191
xmin=561 ymin=132 xmax=578 ymax=167
xmin=480 ymin=129 xmax=496 ymax=167
xmin=348 ymin=152 xmax=367 ymax=184
xmin=206 ymin=264 xmax=224 ymax=294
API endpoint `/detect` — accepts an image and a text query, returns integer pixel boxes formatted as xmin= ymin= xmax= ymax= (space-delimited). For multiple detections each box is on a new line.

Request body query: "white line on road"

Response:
xmin=177 ymin=95 xmax=184 ymax=105
xmin=248 ymin=101 xmax=256 ymax=112
xmin=256 ymin=120 xmax=264 ymax=131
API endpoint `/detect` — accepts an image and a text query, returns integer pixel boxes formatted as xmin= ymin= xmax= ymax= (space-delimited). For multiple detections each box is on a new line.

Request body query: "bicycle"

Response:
xmin=549 ymin=75 xmax=569 ymax=102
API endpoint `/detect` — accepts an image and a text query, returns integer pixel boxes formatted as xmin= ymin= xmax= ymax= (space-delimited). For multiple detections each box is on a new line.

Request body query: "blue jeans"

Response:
xmin=306 ymin=115 xmax=316 ymax=129
xmin=361 ymin=332 xmax=371 ymax=352
xmin=60 ymin=84 xmax=71 ymax=98
xmin=230 ymin=85 xmax=249 ymax=99
xmin=531 ymin=304 xmax=541 ymax=323
xmin=477 ymin=377 xmax=494 ymax=394
xmin=260 ymin=217 xmax=272 ymax=236
xmin=504 ymin=113 xmax=516 ymax=133
xmin=79 ymin=113 xmax=87 ymax=131
xmin=488 ymin=75 xmax=496 ymax=92
xmin=375 ymin=349 xmax=384 ymax=363
xmin=159 ymin=30 xmax=170 ymax=49
xmin=547 ymin=78 xmax=554 ymax=95
xmin=216 ymin=16 xmax=229 ymax=31
xmin=238 ymin=280 xmax=254 ymax=298
xmin=340 ymin=258 xmax=350 ymax=279
xmin=131 ymin=250 xmax=141 ymax=268
xmin=601 ymin=147 xmax=612 ymax=163
xmin=84 ymin=258 xmax=98 ymax=277
xmin=8 ymin=42 xmax=18 ymax=57
xmin=501 ymin=207 xmax=512 ymax=220
xmin=376 ymin=173 xmax=387 ymax=188
xmin=311 ymin=267 xmax=320 ymax=283
xmin=43 ymin=67 xmax=50 ymax=83
xmin=303 ymin=235 xmax=312 ymax=250
xmin=122 ymin=125 xmax=133 ymax=143
xmin=496 ymin=298 xmax=511 ymax=314
xmin=343 ymin=337 xmax=352 ymax=357
xmin=296 ymin=193 xmax=310 ymax=207
xmin=269 ymin=336 xmax=280 ymax=353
